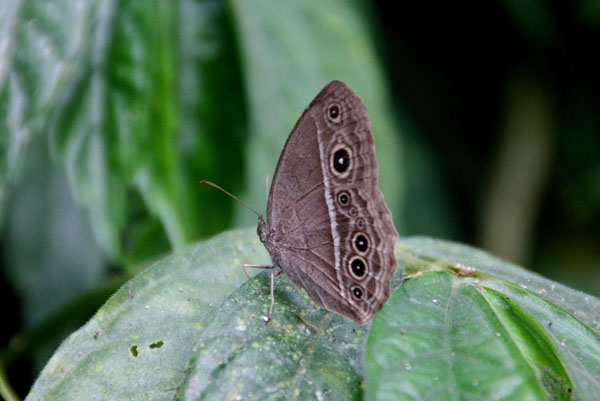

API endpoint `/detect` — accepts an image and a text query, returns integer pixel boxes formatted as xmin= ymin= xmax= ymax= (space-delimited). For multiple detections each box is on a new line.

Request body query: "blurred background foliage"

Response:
xmin=0 ymin=0 xmax=599 ymax=398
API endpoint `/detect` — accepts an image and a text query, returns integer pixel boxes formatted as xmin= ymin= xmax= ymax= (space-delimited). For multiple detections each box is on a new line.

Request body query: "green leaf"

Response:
xmin=484 ymin=280 xmax=600 ymax=399
xmin=367 ymin=238 xmax=600 ymax=401
xmin=183 ymin=273 xmax=368 ymax=401
xmin=1 ymin=0 xmax=247 ymax=260
xmin=25 ymin=231 xmax=600 ymax=400
xmin=0 ymin=0 xmax=85 ymax=212
xmin=368 ymin=272 xmax=553 ymax=400
xmin=24 ymin=229 xmax=264 ymax=401
xmin=399 ymin=237 xmax=600 ymax=334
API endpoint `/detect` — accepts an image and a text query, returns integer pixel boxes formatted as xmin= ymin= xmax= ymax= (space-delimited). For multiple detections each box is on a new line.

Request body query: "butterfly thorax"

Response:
xmin=257 ymin=216 xmax=268 ymax=244
xmin=257 ymin=216 xmax=287 ymax=270
xmin=257 ymin=216 xmax=279 ymax=255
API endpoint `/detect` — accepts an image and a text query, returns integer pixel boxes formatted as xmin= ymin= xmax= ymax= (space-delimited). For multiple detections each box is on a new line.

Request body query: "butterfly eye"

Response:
xmin=350 ymin=285 xmax=364 ymax=301
xmin=327 ymin=104 xmax=342 ymax=123
xmin=352 ymin=233 xmax=370 ymax=254
xmin=337 ymin=191 xmax=350 ymax=207
xmin=356 ymin=218 xmax=365 ymax=229
xmin=348 ymin=256 xmax=368 ymax=280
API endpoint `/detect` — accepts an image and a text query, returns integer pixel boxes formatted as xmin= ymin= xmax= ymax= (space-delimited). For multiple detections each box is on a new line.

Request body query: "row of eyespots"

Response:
xmin=327 ymin=102 xmax=354 ymax=181
xmin=327 ymin=104 xmax=369 ymax=302
xmin=335 ymin=189 xmax=371 ymax=302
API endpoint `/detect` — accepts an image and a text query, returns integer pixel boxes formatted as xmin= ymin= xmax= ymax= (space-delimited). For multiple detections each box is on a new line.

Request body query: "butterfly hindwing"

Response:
xmin=263 ymin=80 xmax=398 ymax=324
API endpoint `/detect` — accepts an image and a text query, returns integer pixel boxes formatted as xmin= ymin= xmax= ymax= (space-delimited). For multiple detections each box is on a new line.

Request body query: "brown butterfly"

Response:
xmin=203 ymin=80 xmax=397 ymax=324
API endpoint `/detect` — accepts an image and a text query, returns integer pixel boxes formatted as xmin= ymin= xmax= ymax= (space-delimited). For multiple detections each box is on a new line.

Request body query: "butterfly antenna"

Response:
xmin=199 ymin=180 xmax=262 ymax=218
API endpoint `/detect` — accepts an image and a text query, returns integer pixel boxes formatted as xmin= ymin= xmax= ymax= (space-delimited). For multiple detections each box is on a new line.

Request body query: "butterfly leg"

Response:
xmin=242 ymin=263 xmax=282 ymax=323
xmin=267 ymin=267 xmax=283 ymax=323
xmin=242 ymin=263 xmax=274 ymax=279
xmin=243 ymin=264 xmax=275 ymax=269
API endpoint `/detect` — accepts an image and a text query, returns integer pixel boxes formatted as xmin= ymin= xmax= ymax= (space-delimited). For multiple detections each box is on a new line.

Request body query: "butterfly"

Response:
xmin=203 ymin=80 xmax=397 ymax=324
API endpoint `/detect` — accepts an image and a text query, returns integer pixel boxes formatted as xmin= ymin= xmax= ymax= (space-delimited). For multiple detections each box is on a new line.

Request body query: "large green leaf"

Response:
xmin=0 ymin=0 xmax=248 ymax=259
xmin=367 ymin=273 xmax=557 ymax=400
xmin=182 ymin=273 xmax=368 ymax=401
xmin=367 ymin=239 xmax=600 ymax=401
xmin=25 ymin=230 xmax=600 ymax=400
xmin=25 ymin=229 xmax=265 ymax=401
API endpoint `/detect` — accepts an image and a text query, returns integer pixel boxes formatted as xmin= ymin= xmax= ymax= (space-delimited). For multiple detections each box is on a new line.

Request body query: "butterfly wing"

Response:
xmin=264 ymin=80 xmax=398 ymax=324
